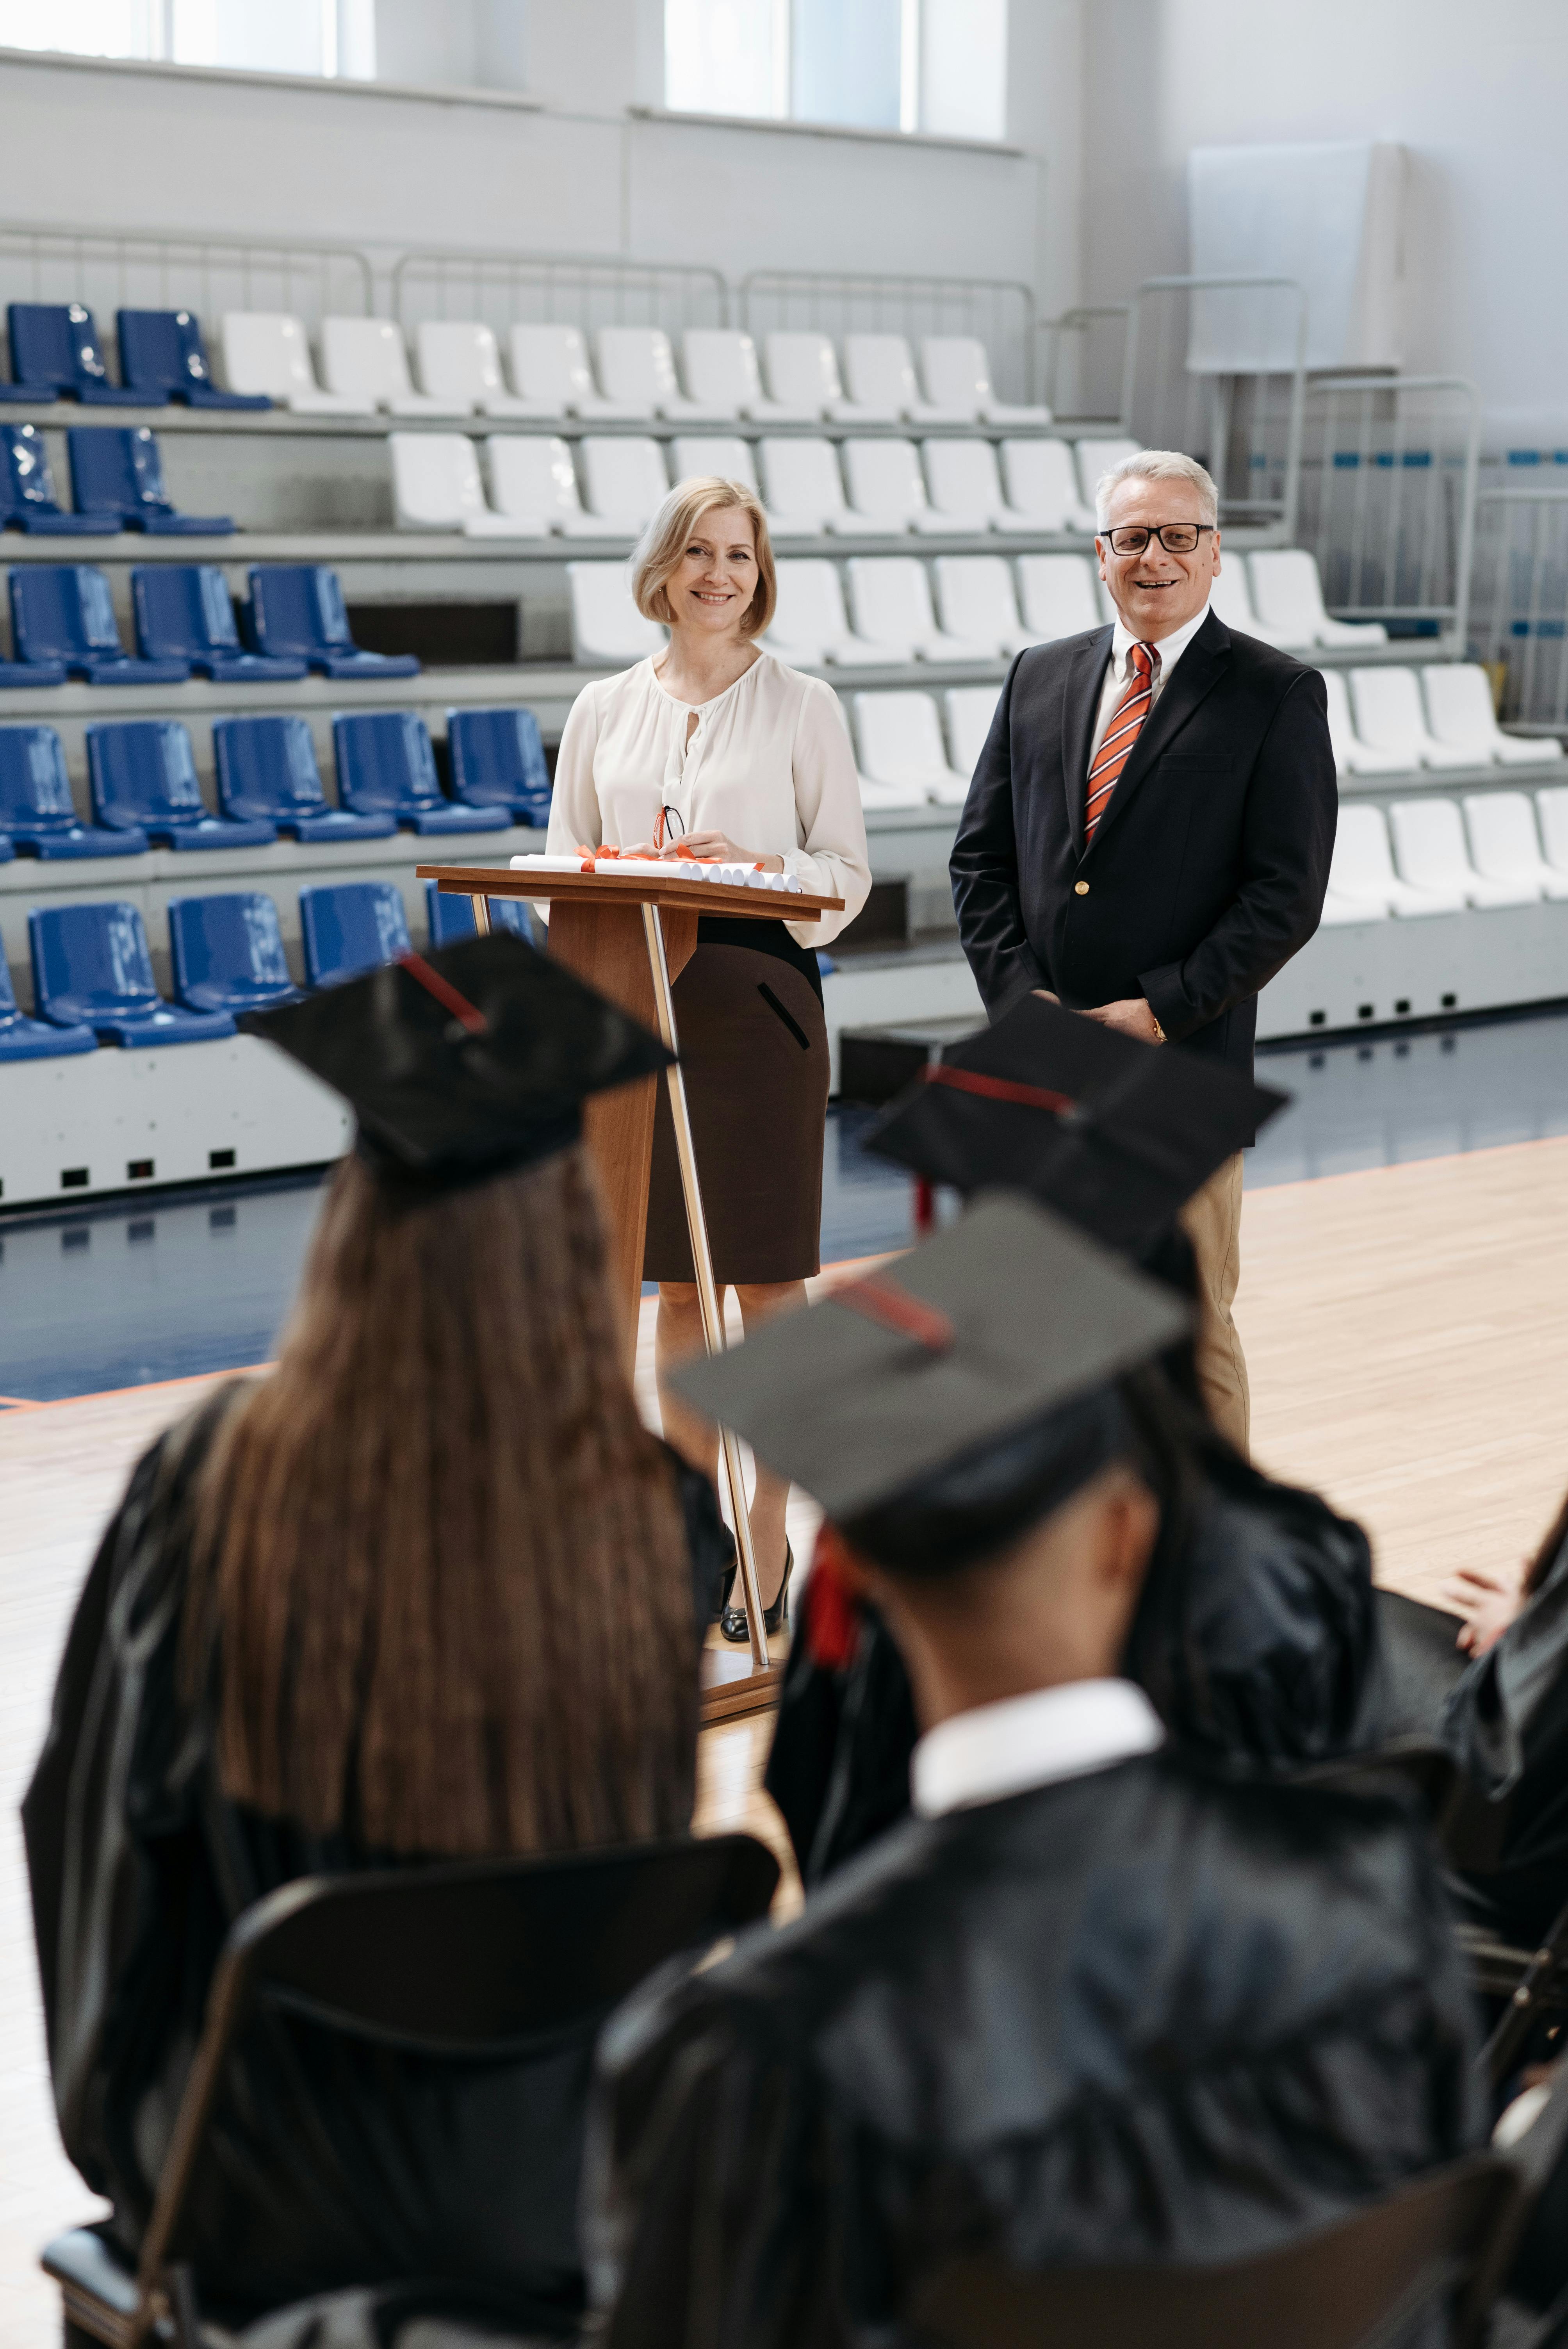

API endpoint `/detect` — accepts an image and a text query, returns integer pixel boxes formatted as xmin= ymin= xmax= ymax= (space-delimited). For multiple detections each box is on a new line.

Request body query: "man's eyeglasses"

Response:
xmin=1100 ymin=523 xmax=1216 ymax=556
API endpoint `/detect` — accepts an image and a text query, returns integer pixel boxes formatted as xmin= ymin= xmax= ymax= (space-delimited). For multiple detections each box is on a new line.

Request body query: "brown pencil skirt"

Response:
xmin=643 ymin=943 xmax=829 ymax=1285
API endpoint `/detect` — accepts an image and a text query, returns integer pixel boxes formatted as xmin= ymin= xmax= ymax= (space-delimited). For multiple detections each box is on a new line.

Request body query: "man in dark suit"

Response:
xmin=950 ymin=450 xmax=1336 ymax=1452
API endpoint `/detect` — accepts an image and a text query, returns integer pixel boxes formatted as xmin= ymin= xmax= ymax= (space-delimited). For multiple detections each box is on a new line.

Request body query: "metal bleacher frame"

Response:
xmin=390 ymin=244 xmax=731 ymax=339
xmin=737 ymin=267 xmax=1040 ymax=408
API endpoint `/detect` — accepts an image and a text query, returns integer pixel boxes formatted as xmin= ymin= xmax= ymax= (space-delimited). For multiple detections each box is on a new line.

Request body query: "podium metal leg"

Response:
xmin=469 ymin=895 xmax=492 ymax=936
xmin=641 ymin=904 xmax=770 ymax=1671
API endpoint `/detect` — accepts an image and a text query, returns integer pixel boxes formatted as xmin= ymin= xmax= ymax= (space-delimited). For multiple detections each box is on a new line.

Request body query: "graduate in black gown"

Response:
xmin=584 ymin=1196 xmax=1483 ymax=2348
xmin=766 ymin=997 xmax=1386 ymax=1887
xmin=23 ymin=936 xmax=732 ymax=2332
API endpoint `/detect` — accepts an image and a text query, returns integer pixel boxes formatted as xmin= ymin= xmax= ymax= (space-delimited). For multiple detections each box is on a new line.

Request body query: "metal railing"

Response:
xmin=392 ymin=248 xmax=730 ymax=337
xmin=739 ymin=268 xmax=1039 ymax=406
xmin=0 ymin=220 xmax=374 ymax=334
xmin=1122 ymin=276 xmax=1306 ymax=541
xmin=1295 ymin=375 xmax=1481 ymax=645
xmin=1468 ymin=488 xmax=1568 ymax=731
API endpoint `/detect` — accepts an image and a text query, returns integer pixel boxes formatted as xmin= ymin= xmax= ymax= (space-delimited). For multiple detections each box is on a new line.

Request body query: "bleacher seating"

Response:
xmin=168 ymin=891 xmax=303 ymax=1013
xmin=1463 ymin=792 xmax=1568 ymax=900
xmin=758 ymin=438 xmax=882 ymax=538
xmin=0 ymin=425 xmax=110 ymax=535
xmin=577 ymin=437 xmax=672 ymax=532
xmin=923 ymin=440 xmax=1038 ymax=533
xmin=490 ymin=435 xmax=625 ymax=537
xmin=211 ymin=713 xmax=392 ymax=841
xmin=766 ymin=560 xmax=884 ymax=667
xmin=219 ymin=314 xmax=371 ymax=415
xmin=66 ymin=426 xmax=233 ymax=535
xmin=669 ymin=436 xmax=758 ymax=492
xmin=762 ymin=332 xmax=877 ymax=423
xmin=299 ymin=878 xmax=412 ymax=987
xmin=332 ymin=711 xmax=509 ymax=834
xmin=6 ymin=304 xmax=144 ymax=406
xmin=0 ymin=724 xmax=141 ymax=856
xmin=842 ymin=333 xmax=969 ymax=425
xmin=1318 ymin=669 xmax=1409 ymax=777
xmin=1422 ymin=664 xmax=1566 ymax=768
xmin=932 ymin=556 xmax=1033 ymax=657
xmin=1071 ymin=436 xmax=1143 ymax=508
xmin=413 ymin=322 xmax=541 ymax=418
xmin=594 ymin=327 xmax=731 ymax=423
xmin=389 ymin=432 xmax=504 ymax=533
xmin=943 ymin=683 xmax=1003 ymax=775
xmin=1015 ymin=552 xmax=1105 ymax=640
xmin=566 ymin=563 xmax=666 ymax=665
xmin=87 ymin=719 xmax=275 ymax=849
xmin=320 ymin=317 xmax=468 ymax=417
xmin=841 ymin=439 xmax=971 ymax=536
xmin=918 ymin=336 xmax=1051 ymax=426
xmin=847 ymin=555 xmax=994 ymax=663
xmin=246 ymin=565 xmax=420 ymax=678
xmin=133 ymin=565 xmax=307 ymax=681
xmin=424 ymin=880 xmax=536 ymax=946
xmin=1388 ymin=796 xmax=1539 ymax=908
xmin=853 ymin=690 xmax=970 ymax=804
xmin=1248 ymin=549 xmax=1389 ymax=649
xmin=1538 ymin=787 xmax=1568 ymax=874
xmin=508 ymin=325 xmax=646 ymax=421
xmin=1350 ymin=668 xmax=1477 ymax=772
xmin=680 ymin=330 xmax=817 ymax=423
xmin=11 ymin=567 xmax=191 ymax=683
xmin=115 ymin=309 xmax=271 ymax=410
xmin=446 ymin=706 xmax=552 ymax=823
xmin=0 ymin=952 xmax=95 ymax=1060
xmin=30 ymin=901 xmax=236 ymax=1043
xmin=999 ymin=440 xmax=1096 ymax=532
xmin=1328 ymin=803 xmax=1464 ymax=918
xmin=1210 ymin=561 xmax=1288 ymax=648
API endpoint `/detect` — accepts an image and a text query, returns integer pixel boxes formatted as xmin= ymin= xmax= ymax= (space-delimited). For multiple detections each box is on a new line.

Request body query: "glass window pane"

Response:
xmin=791 ymin=0 xmax=901 ymax=131
xmin=171 ymin=0 xmax=328 ymax=74
xmin=0 ymin=0 xmax=159 ymax=58
xmin=666 ymin=0 xmax=783 ymax=119
xmin=920 ymin=0 xmax=1006 ymax=140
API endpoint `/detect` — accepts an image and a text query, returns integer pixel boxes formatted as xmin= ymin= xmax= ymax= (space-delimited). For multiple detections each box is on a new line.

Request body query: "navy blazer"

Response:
xmin=949 ymin=611 xmax=1337 ymax=1080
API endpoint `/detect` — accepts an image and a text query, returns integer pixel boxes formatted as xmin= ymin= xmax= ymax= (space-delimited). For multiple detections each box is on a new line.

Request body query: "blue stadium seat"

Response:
xmin=0 ymin=425 xmax=117 ymax=534
xmin=87 ymin=720 xmax=275 ymax=850
xmin=168 ymin=892 xmax=302 ymax=1014
xmin=333 ymin=711 xmax=508 ymax=835
xmin=0 ymin=953 xmax=95 ymax=1061
xmin=6 ymin=304 xmax=150 ymax=405
xmin=212 ymin=713 xmax=397 ymax=843
xmin=134 ymin=567 xmax=305 ymax=681
xmin=424 ymin=880 xmax=538 ymax=947
xmin=0 ymin=831 xmax=12 ymax=863
xmin=67 ymin=428 xmax=233 ymax=536
xmin=11 ymin=566 xmax=191 ymax=683
xmin=29 ymin=902 xmax=235 ymax=1044
xmin=116 ymin=309 xmax=271 ymax=411
xmin=0 ymin=724 xmax=146 ymax=857
xmin=447 ymin=706 xmax=552 ymax=823
xmin=299 ymin=880 xmax=412 ymax=988
xmin=245 ymin=565 xmax=421 ymax=679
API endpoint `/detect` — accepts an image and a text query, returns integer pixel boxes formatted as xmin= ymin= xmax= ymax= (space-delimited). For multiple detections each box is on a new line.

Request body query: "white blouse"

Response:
xmin=547 ymin=653 xmax=871 ymax=948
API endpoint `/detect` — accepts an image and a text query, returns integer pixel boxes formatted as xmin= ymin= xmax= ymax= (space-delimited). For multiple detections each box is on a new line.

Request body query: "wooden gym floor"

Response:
xmin=4 ymin=1132 xmax=1568 ymax=2344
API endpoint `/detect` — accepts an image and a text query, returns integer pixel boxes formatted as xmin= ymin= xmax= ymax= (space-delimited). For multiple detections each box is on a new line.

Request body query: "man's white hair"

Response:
xmin=1095 ymin=447 xmax=1219 ymax=530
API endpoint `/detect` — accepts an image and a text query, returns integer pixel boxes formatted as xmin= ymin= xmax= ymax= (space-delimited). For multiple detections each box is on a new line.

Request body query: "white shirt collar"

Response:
xmin=911 ymin=1678 xmax=1165 ymax=1819
xmin=1109 ymin=599 xmax=1212 ymax=679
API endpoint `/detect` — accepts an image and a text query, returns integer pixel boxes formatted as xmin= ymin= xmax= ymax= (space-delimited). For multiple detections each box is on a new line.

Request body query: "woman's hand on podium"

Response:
xmin=675 ymin=830 xmax=785 ymax=872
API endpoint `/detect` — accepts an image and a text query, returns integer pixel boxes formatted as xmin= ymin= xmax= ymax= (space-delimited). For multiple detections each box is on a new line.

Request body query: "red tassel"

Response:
xmin=805 ymin=1526 xmax=862 ymax=1670
xmin=913 ymin=1176 xmax=935 ymax=1235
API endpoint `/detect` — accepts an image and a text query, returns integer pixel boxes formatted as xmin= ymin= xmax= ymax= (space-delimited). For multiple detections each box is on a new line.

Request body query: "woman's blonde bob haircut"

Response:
xmin=632 ymin=476 xmax=777 ymax=638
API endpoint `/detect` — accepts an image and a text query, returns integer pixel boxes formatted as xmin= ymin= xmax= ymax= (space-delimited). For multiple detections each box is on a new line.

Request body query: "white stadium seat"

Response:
xmin=1071 ymin=437 xmax=1142 ymax=510
xmin=508 ymin=325 xmax=647 ymax=421
xmin=1463 ymin=791 xmax=1568 ymax=900
xmin=577 ymin=436 xmax=671 ymax=531
xmin=846 ymin=556 xmax=998 ymax=663
xmin=923 ymin=440 xmax=1038 ymax=534
xmin=680 ymin=329 xmax=818 ymax=423
xmin=567 ymin=563 xmax=666 ymax=665
xmin=765 ymin=560 xmax=886 ymax=667
xmin=757 ymin=438 xmax=880 ymax=538
xmin=840 ymin=439 xmax=970 ymax=535
xmin=1208 ymin=561 xmax=1289 ymax=647
xmin=918 ymin=335 xmax=1052 ymax=426
xmin=320 ymin=317 xmax=466 ymax=417
xmin=932 ymin=556 xmax=1032 ymax=657
xmin=668 ymin=436 xmax=759 ymax=492
xmin=1537 ymin=787 xmax=1568 ymax=877
xmin=1000 ymin=440 xmax=1096 ymax=532
xmin=853 ymin=690 xmax=971 ymax=804
xmin=593 ymin=326 xmax=732 ymax=422
xmin=219 ymin=312 xmax=372 ymax=413
xmin=414 ymin=322 xmax=547 ymax=418
xmin=1350 ymin=668 xmax=1477 ymax=772
xmin=762 ymin=332 xmax=874 ymax=422
xmin=1318 ymin=669 xmax=1411 ymax=776
xmin=488 ymin=437 xmax=622 ymax=536
xmin=944 ymin=683 xmax=1005 ymax=775
xmin=389 ymin=432 xmax=501 ymax=532
xmin=1422 ymin=664 xmax=1566 ymax=768
xmin=1247 ymin=549 xmax=1389 ymax=648
xmin=1016 ymin=553 xmax=1105 ymax=640
xmin=842 ymin=333 xmax=970 ymax=424
xmin=1317 ymin=888 xmax=1388 ymax=926
xmin=1329 ymin=802 xmax=1463 ymax=918
xmin=1389 ymin=795 xmax=1539 ymax=907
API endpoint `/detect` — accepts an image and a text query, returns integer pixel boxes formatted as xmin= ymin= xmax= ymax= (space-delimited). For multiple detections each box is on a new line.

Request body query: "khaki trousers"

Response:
xmin=1177 ymin=1153 xmax=1250 ymax=1456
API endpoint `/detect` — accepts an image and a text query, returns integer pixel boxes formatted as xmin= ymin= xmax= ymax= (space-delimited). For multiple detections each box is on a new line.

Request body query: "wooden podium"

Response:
xmin=419 ymin=861 xmax=843 ymax=1708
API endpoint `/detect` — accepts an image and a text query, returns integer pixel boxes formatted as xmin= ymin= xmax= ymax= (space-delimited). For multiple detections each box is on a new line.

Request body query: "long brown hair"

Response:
xmin=186 ymin=1144 xmax=698 ymax=1857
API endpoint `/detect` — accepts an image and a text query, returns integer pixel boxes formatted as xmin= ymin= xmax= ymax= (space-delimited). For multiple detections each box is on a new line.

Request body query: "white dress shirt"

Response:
xmin=548 ymin=652 xmax=871 ymax=948
xmin=1087 ymin=600 xmax=1213 ymax=772
xmin=911 ymin=1677 xmax=1165 ymax=1818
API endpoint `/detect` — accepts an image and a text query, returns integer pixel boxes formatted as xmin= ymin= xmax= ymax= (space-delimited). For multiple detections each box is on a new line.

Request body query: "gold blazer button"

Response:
xmin=1074 ymin=880 xmax=1090 ymax=895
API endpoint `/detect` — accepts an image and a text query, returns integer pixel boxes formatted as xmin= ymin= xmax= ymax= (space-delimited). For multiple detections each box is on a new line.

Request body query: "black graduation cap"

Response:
xmin=864 ymin=995 xmax=1289 ymax=1254
xmin=671 ymin=1194 xmax=1188 ymax=1559
xmin=241 ymin=930 xmax=672 ymax=1192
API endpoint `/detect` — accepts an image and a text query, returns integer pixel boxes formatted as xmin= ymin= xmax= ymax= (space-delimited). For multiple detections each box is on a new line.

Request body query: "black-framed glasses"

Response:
xmin=1101 ymin=523 xmax=1215 ymax=556
xmin=654 ymin=804 xmax=686 ymax=849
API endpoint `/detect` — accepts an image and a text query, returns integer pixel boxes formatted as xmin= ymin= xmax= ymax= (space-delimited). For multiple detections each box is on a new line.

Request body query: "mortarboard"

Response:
xmin=672 ymin=1193 xmax=1188 ymax=1570
xmin=864 ymin=995 xmax=1288 ymax=1255
xmin=242 ymin=930 xmax=671 ymax=1194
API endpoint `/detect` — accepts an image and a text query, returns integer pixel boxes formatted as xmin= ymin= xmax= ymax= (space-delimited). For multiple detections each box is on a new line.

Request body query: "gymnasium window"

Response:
xmin=664 ymin=0 xmax=1007 ymax=141
xmin=0 ymin=0 xmax=378 ymax=79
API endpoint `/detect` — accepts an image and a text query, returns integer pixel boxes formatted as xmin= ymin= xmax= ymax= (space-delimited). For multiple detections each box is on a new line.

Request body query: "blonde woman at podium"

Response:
xmin=549 ymin=476 xmax=871 ymax=1643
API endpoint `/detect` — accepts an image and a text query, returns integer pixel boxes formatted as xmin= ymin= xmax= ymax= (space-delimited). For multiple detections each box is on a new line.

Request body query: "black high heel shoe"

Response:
xmin=720 ymin=1540 xmax=794 ymax=1645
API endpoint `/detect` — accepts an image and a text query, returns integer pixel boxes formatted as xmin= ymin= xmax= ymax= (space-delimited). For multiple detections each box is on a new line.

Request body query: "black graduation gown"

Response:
xmin=586 ymin=1754 xmax=1482 ymax=2349
xmin=22 ymin=1387 xmax=728 ymax=2329
xmin=767 ymin=1436 xmax=1386 ymax=1886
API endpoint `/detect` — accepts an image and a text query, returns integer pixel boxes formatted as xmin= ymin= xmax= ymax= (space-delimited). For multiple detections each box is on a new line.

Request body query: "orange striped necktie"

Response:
xmin=1084 ymin=640 xmax=1157 ymax=841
